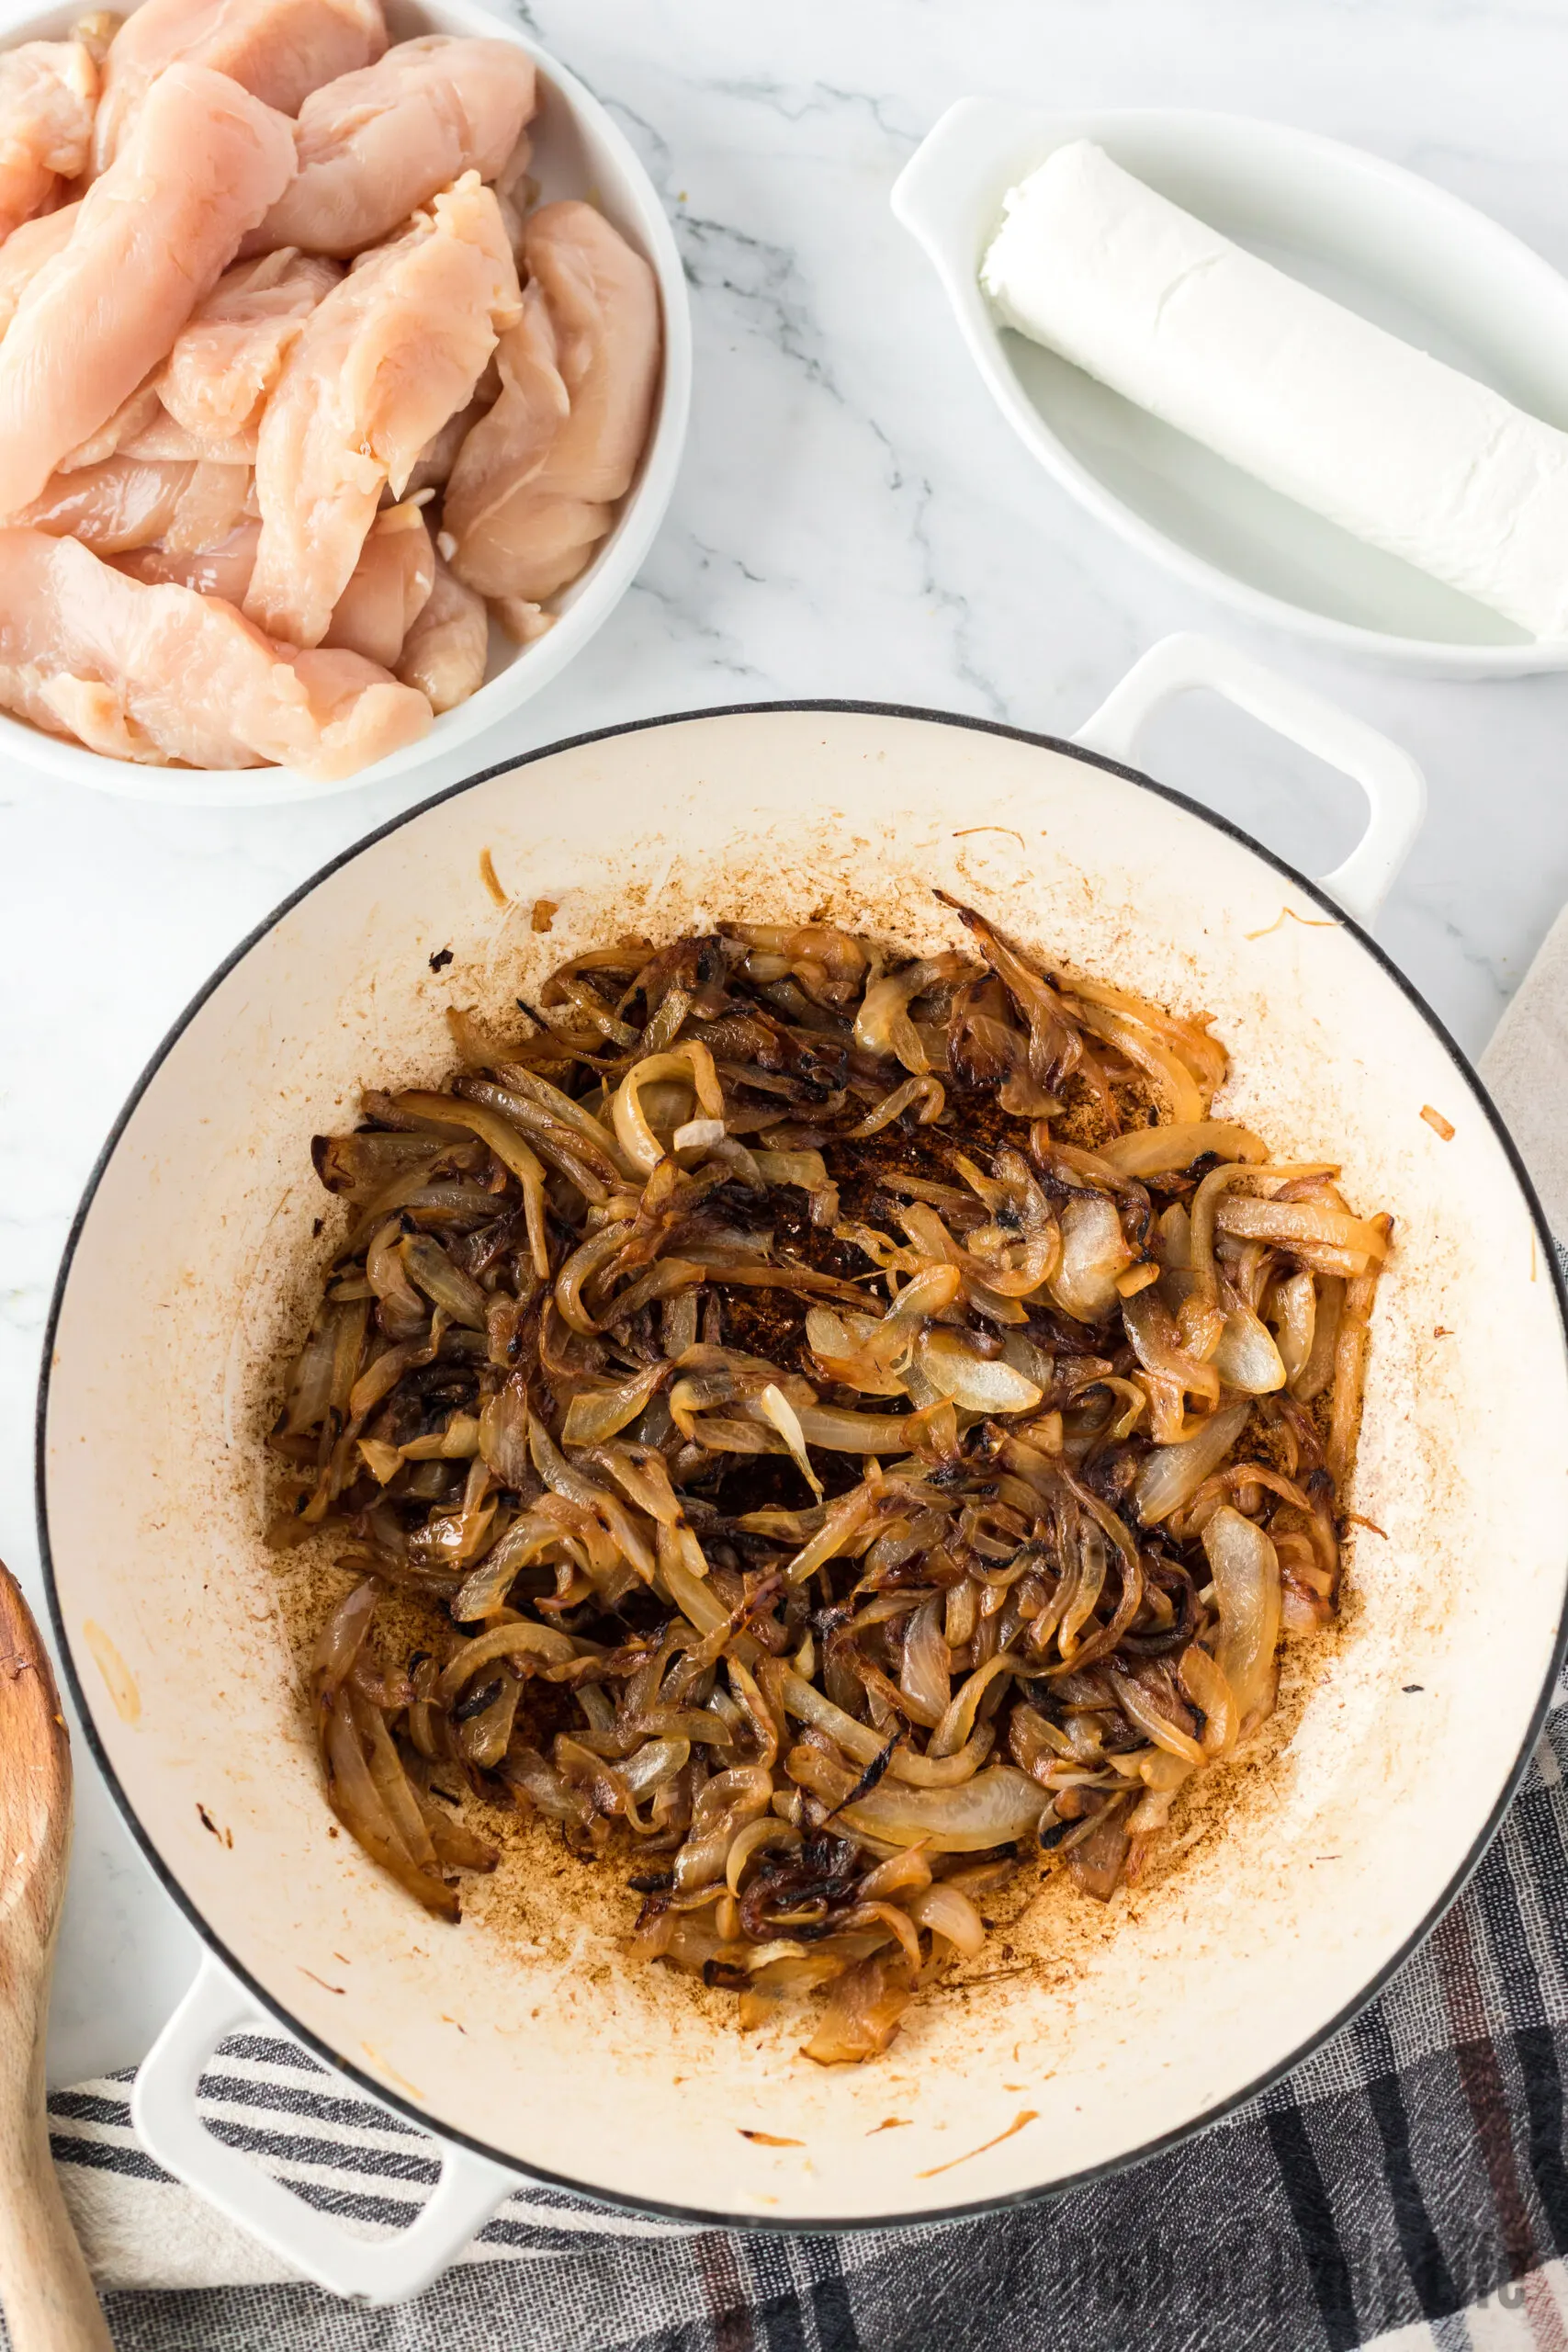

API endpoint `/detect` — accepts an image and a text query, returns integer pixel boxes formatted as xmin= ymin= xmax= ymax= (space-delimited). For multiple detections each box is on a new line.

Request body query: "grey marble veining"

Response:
xmin=4 ymin=0 xmax=1567 ymax=2085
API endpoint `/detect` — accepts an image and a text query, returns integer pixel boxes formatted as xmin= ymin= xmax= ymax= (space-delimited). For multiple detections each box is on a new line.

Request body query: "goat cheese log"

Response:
xmin=982 ymin=140 xmax=1568 ymax=640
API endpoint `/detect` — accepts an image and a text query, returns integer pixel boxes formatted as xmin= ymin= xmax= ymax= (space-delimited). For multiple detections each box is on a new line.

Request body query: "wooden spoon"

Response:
xmin=0 ymin=1562 xmax=112 ymax=2351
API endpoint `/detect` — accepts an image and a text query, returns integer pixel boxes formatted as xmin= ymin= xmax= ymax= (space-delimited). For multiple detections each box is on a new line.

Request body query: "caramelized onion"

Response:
xmin=1202 ymin=1506 xmax=1282 ymax=1741
xmin=1270 ymin=1270 xmax=1316 ymax=1387
xmin=801 ymin=1954 xmax=914 ymax=2064
xmin=1134 ymin=1401 xmax=1252 ymax=1525
xmin=1211 ymin=1295 xmax=1287 ymax=1396
xmin=1215 ymin=1194 xmax=1389 ymax=1274
xmin=612 ymin=1044 xmax=725 ymax=1174
xmin=1100 ymin=1121 xmax=1267 ymax=1177
xmin=1050 ymin=1192 xmax=1131 ymax=1324
xmin=395 ymin=1092 xmax=551 ymax=1278
xmin=283 ymin=899 xmax=1384 ymax=2025
xmin=898 ymin=1595 xmax=950 ymax=1729
xmin=906 ymin=1882 xmax=986 ymax=1958
xmin=839 ymin=1766 xmax=1050 ymax=1850
xmin=561 ymin=1364 xmax=667 ymax=1447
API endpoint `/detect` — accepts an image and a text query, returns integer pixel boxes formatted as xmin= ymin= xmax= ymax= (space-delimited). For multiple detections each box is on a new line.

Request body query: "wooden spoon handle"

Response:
xmin=0 ymin=1565 xmax=111 ymax=2351
xmin=0 ymin=2111 xmax=112 ymax=2352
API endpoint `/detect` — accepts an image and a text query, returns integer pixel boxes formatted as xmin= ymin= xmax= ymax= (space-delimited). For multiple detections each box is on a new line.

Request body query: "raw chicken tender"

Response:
xmin=119 ymin=411 xmax=256 ymax=465
xmin=446 ymin=200 xmax=659 ymax=605
xmin=0 ymin=201 xmax=77 ymax=337
xmin=56 ymin=378 xmax=168 ymax=470
xmin=0 ymin=526 xmax=429 ymax=775
xmin=56 ymin=383 xmax=256 ymax=469
xmin=23 ymin=453 xmax=249 ymax=554
xmin=21 ymin=456 xmax=197 ymax=551
xmin=491 ymin=129 xmax=533 ymax=266
xmin=474 ymin=492 xmax=613 ymax=621
xmin=491 ymin=594 xmax=553 ymax=643
xmin=245 ymin=171 xmax=519 ymax=650
xmin=0 ymin=64 xmax=295 ymax=517
xmin=124 ymin=503 xmax=434 ymax=650
xmin=404 ymin=387 xmax=488 ymax=496
xmin=323 ymin=499 xmax=433 ymax=666
xmin=395 ymin=555 xmax=488 ymax=707
xmin=116 ymin=518 xmax=258 ymax=601
xmin=93 ymin=0 xmax=384 ymax=170
xmin=158 ymin=458 xmax=253 ymax=552
xmin=248 ymin=35 xmax=535 ymax=258
xmin=160 ymin=249 xmax=341 ymax=445
xmin=0 ymin=36 xmax=98 ymax=239
xmin=394 ymin=554 xmax=487 ymax=712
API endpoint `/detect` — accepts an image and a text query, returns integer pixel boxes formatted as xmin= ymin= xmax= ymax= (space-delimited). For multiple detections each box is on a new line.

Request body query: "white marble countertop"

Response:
xmin=6 ymin=0 xmax=1568 ymax=2089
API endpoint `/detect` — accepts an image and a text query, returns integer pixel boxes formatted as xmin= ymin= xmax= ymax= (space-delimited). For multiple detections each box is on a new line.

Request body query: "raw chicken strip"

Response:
xmin=0 ymin=200 xmax=76 ymax=337
xmin=247 ymin=35 xmax=535 ymax=258
xmin=471 ymin=491 xmax=613 ymax=614
xmin=396 ymin=555 xmax=486 ymax=712
xmin=57 ymin=379 xmax=258 ymax=469
xmin=118 ymin=503 xmax=435 ymax=649
xmin=20 ymin=454 xmax=250 ymax=555
xmin=160 ymin=249 xmax=341 ymax=445
xmin=57 ymin=377 xmax=166 ymax=470
xmin=73 ymin=14 xmax=118 ymax=64
xmin=116 ymin=518 xmax=258 ymax=602
xmin=441 ymin=272 xmax=565 ymax=550
xmin=120 ymin=412 xmax=257 ymax=466
xmin=0 ymin=36 xmax=97 ymax=239
xmin=245 ymin=172 xmax=519 ymax=649
xmin=405 ymin=352 xmax=501 ymax=493
xmin=160 ymin=458 xmax=253 ymax=553
xmin=0 ymin=64 xmax=295 ymax=517
xmin=404 ymin=389 xmax=488 ymax=496
xmin=19 ymin=456 xmax=196 ymax=551
xmin=93 ymin=0 xmax=384 ymax=171
xmin=323 ymin=499 xmax=433 ymax=666
xmin=445 ymin=200 xmax=659 ymax=605
xmin=0 ymin=527 xmax=429 ymax=775
xmin=491 ymin=128 xmax=533 ymax=267
xmin=493 ymin=594 xmax=555 ymax=645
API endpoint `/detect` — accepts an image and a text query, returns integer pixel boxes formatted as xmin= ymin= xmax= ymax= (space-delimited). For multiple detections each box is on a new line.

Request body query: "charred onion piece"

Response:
xmin=276 ymin=899 xmax=1389 ymax=2057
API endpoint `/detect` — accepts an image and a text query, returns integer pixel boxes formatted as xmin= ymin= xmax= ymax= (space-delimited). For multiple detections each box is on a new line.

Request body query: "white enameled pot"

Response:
xmin=0 ymin=0 xmax=692 ymax=806
xmin=38 ymin=635 xmax=1568 ymax=2302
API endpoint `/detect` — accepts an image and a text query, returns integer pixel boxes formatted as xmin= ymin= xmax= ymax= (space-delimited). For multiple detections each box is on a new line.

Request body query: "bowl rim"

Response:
xmin=34 ymin=695 xmax=1568 ymax=2233
xmin=893 ymin=98 xmax=1568 ymax=678
xmin=0 ymin=0 xmax=694 ymax=803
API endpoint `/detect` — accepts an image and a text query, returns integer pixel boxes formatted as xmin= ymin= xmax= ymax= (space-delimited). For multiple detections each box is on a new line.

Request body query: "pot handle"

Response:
xmin=1071 ymin=632 xmax=1427 ymax=931
xmin=130 ymin=1953 xmax=513 ymax=2307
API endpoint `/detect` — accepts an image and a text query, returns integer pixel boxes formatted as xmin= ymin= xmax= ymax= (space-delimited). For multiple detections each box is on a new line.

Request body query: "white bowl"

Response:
xmin=892 ymin=100 xmax=1568 ymax=677
xmin=0 ymin=0 xmax=692 ymax=803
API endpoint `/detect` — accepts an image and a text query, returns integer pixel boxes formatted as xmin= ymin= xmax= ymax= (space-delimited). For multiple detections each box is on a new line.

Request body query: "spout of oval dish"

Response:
xmin=890 ymin=96 xmax=1044 ymax=273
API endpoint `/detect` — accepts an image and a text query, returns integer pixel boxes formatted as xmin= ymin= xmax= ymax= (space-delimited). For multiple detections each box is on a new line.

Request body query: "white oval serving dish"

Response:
xmin=0 ymin=0 xmax=692 ymax=804
xmin=892 ymin=100 xmax=1568 ymax=677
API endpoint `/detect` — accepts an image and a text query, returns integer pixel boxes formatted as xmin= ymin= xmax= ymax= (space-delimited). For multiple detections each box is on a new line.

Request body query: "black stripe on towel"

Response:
xmin=263 ymin=2177 xmax=448 ymax=2232
xmin=196 ymin=2072 xmax=426 ymax=2135
xmin=1353 ymin=2010 xmax=1460 ymax=2322
xmin=214 ymin=2034 xmax=328 ymax=2072
xmin=50 ymin=2134 xmax=173 ymax=2185
xmin=804 ymin=2238 xmax=860 ymax=2352
xmin=1516 ymin=2027 xmax=1568 ymax=2257
xmin=1263 ymin=2098 xmax=1359 ymax=2352
xmin=199 ymin=2114 xmax=442 ymax=2185
xmin=48 ymin=2091 xmax=134 ymax=2128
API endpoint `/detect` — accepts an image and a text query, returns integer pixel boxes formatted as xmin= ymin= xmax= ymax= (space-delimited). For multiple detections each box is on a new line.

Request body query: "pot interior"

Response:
xmin=40 ymin=707 xmax=1568 ymax=2223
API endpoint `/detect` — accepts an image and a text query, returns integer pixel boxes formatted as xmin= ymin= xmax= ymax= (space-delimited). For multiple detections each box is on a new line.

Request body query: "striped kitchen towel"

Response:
xmin=36 ymin=1679 xmax=1568 ymax=2352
